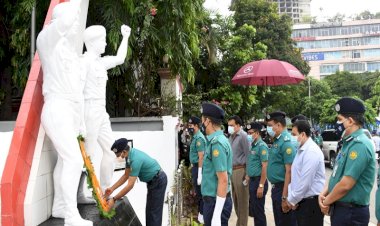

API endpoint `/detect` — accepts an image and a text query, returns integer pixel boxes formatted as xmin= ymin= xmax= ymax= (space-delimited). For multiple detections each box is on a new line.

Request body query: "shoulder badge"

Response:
xmin=213 ymin=149 xmax=219 ymax=157
xmin=196 ymin=141 xmax=201 ymax=147
xmin=261 ymin=150 xmax=267 ymax=155
xmin=286 ymin=148 xmax=292 ymax=155
xmin=349 ymin=151 xmax=358 ymax=160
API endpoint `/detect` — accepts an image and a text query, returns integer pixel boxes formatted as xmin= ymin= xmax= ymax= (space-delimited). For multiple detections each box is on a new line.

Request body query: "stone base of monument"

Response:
xmin=38 ymin=197 xmax=142 ymax=226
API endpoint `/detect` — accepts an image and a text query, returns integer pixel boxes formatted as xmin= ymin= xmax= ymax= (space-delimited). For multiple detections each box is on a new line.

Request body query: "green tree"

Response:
xmin=319 ymin=96 xmax=340 ymax=124
xmin=324 ymin=71 xmax=379 ymax=100
xmin=355 ymin=10 xmax=375 ymax=20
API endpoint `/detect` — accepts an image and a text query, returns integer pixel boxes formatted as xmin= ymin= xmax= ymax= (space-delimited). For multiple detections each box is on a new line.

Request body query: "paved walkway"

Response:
xmin=229 ymin=187 xmax=377 ymax=226
xmin=228 ymin=187 xmax=334 ymax=226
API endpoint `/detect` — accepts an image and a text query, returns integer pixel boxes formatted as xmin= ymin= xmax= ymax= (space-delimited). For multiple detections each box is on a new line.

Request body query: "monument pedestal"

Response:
xmin=38 ymin=197 xmax=141 ymax=226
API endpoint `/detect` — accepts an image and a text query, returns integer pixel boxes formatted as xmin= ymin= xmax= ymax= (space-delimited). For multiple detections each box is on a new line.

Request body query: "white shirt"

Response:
xmin=372 ymin=136 xmax=380 ymax=152
xmin=288 ymin=137 xmax=326 ymax=205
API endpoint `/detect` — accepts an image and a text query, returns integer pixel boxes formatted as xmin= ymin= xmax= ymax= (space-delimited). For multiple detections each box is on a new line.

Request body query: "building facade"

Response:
xmin=271 ymin=0 xmax=312 ymax=23
xmin=292 ymin=19 xmax=380 ymax=79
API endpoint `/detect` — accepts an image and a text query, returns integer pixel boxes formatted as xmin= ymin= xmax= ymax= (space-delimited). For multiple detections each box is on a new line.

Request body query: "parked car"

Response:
xmin=321 ymin=128 xmax=375 ymax=169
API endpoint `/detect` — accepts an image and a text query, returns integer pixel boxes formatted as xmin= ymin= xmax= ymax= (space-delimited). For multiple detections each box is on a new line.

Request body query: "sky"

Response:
xmin=204 ymin=0 xmax=380 ymax=20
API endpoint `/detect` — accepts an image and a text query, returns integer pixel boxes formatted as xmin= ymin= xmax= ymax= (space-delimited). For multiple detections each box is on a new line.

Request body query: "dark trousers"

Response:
xmin=330 ymin=204 xmax=369 ymax=226
xmin=146 ymin=171 xmax=168 ymax=226
xmin=203 ymin=195 xmax=232 ymax=226
xmin=249 ymin=177 xmax=268 ymax=226
xmin=271 ymin=183 xmax=297 ymax=226
xmin=191 ymin=165 xmax=203 ymax=214
xmin=294 ymin=197 xmax=323 ymax=226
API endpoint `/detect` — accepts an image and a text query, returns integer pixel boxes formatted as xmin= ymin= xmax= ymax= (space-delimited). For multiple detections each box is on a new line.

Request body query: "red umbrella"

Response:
xmin=231 ymin=59 xmax=305 ymax=86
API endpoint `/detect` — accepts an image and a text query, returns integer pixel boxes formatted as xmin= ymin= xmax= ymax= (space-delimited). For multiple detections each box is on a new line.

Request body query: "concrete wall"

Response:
xmin=5 ymin=116 xmax=179 ymax=225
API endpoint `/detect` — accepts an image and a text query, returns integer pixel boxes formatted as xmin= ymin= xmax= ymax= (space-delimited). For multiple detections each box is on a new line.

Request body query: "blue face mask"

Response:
xmin=247 ymin=135 xmax=253 ymax=144
xmin=267 ymin=126 xmax=275 ymax=137
xmin=228 ymin=126 xmax=235 ymax=135
xmin=291 ymin=135 xmax=300 ymax=148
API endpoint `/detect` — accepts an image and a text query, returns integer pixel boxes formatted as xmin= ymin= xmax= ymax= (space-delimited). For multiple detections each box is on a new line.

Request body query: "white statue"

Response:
xmin=81 ymin=24 xmax=131 ymax=191
xmin=37 ymin=1 xmax=93 ymax=226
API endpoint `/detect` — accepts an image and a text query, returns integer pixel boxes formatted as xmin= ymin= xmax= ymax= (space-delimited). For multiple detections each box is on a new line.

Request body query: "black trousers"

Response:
xmin=146 ymin=171 xmax=168 ymax=226
xmin=294 ymin=197 xmax=324 ymax=226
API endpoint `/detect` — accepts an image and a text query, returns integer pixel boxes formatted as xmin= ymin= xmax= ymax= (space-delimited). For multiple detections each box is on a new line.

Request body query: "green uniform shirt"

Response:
xmin=189 ymin=130 xmax=206 ymax=164
xmin=328 ymin=129 xmax=376 ymax=205
xmin=247 ymin=138 xmax=269 ymax=177
xmin=376 ymin=167 xmax=380 ymax=222
xmin=125 ymin=148 xmax=161 ymax=183
xmin=267 ymin=130 xmax=296 ymax=184
xmin=201 ymin=130 xmax=233 ymax=197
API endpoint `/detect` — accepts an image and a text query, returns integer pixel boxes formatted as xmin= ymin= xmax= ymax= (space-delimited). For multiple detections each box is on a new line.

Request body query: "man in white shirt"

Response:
xmin=82 ymin=24 xmax=131 ymax=191
xmin=286 ymin=120 xmax=325 ymax=226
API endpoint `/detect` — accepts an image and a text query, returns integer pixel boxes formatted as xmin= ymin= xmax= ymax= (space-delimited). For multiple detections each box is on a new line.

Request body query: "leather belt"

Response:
xmin=250 ymin=176 xmax=261 ymax=181
xmin=300 ymin=195 xmax=318 ymax=203
xmin=334 ymin=201 xmax=368 ymax=208
xmin=148 ymin=169 xmax=163 ymax=184
xmin=272 ymin=182 xmax=284 ymax=188
xmin=203 ymin=192 xmax=231 ymax=202
xmin=233 ymin=165 xmax=245 ymax=170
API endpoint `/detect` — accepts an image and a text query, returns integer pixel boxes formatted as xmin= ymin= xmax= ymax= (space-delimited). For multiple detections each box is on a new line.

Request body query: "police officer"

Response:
xmin=246 ymin=122 xmax=269 ymax=226
xmin=376 ymin=166 xmax=380 ymax=226
xmin=266 ymin=111 xmax=297 ymax=226
xmin=105 ymin=138 xmax=167 ymax=226
xmin=291 ymin=114 xmax=308 ymax=150
xmin=188 ymin=116 xmax=206 ymax=223
xmin=201 ymin=102 xmax=233 ymax=226
xmin=318 ymin=97 xmax=376 ymax=226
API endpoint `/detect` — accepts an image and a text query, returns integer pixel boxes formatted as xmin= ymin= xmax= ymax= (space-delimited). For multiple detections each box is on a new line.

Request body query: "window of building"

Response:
xmin=320 ymin=64 xmax=340 ymax=74
xmin=352 ymin=51 xmax=361 ymax=58
xmin=367 ymin=62 xmax=380 ymax=72
xmin=343 ymin=63 xmax=365 ymax=72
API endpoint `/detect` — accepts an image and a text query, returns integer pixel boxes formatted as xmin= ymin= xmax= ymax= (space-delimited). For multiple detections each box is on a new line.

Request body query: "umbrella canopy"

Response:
xmin=231 ymin=59 xmax=305 ymax=86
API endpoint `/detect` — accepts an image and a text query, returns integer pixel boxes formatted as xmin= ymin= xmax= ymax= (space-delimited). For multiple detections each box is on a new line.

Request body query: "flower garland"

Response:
xmin=77 ymin=135 xmax=116 ymax=219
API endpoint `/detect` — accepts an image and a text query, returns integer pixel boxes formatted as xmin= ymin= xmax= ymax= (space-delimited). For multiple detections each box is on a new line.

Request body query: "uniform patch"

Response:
xmin=349 ymin=151 xmax=358 ymax=160
xmin=262 ymin=150 xmax=267 ymax=155
xmin=286 ymin=148 xmax=292 ymax=155
xmin=213 ymin=149 xmax=219 ymax=157
xmin=197 ymin=141 xmax=201 ymax=147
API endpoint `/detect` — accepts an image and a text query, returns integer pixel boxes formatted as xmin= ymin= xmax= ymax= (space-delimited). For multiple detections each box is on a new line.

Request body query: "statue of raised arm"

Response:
xmin=81 ymin=24 xmax=131 ymax=192
xmin=37 ymin=1 xmax=93 ymax=226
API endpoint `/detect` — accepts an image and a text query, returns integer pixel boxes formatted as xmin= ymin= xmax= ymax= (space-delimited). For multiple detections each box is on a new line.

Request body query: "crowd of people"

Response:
xmin=186 ymin=97 xmax=379 ymax=226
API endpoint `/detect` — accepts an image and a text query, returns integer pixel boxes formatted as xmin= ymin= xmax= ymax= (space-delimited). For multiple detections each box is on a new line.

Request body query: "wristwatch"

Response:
xmin=259 ymin=183 xmax=264 ymax=188
xmin=281 ymin=196 xmax=287 ymax=201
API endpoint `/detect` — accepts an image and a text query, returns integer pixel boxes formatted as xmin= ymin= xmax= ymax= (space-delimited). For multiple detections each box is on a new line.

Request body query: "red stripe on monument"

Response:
xmin=1 ymin=1 xmax=68 ymax=225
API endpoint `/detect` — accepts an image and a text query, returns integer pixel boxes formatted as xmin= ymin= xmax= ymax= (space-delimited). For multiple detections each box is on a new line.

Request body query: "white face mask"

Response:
xmin=228 ymin=126 xmax=235 ymax=134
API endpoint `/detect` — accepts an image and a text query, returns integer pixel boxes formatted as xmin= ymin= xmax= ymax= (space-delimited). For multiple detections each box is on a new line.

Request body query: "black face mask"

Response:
xmin=335 ymin=122 xmax=345 ymax=138
xmin=201 ymin=120 xmax=208 ymax=136
xmin=188 ymin=128 xmax=194 ymax=135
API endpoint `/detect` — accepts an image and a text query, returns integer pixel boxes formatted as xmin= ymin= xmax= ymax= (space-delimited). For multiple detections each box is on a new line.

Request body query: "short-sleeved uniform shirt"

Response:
xmin=328 ymin=129 xmax=376 ymax=205
xmin=201 ymin=130 xmax=233 ymax=197
xmin=375 ymin=167 xmax=380 ymax=222
xmin=189 ymin=130 xmax=206 ymax=164
xmin=267 ymin=130 xmax=296 ymax=184
xmin=247 ymin=138 xmax=269 ymax=177
xmin=125 ymin=148 xmax=161 ymax=183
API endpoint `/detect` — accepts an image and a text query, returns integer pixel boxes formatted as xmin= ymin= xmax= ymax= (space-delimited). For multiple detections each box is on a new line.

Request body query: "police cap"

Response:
xmin=111 ymin=138 xmax=128 ymax=153
xmin=246 ymin=122 xmax=263 ymax=132
xmin=188 ymin=116 xmax=201 ymax=125
xmin=334 ymin=97 xmax=365 ymax=115
xmin=291 ymin=114 xmax=308 ymax=124
xmin=201 ymin=102 xmax=225 ymax=122
xmin=266 ymin=111 xmax=286 ymax=121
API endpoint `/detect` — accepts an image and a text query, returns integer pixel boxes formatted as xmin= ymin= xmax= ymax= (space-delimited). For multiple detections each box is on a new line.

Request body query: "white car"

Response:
xmin=321 ymin=129 xmax=375 ymax=169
